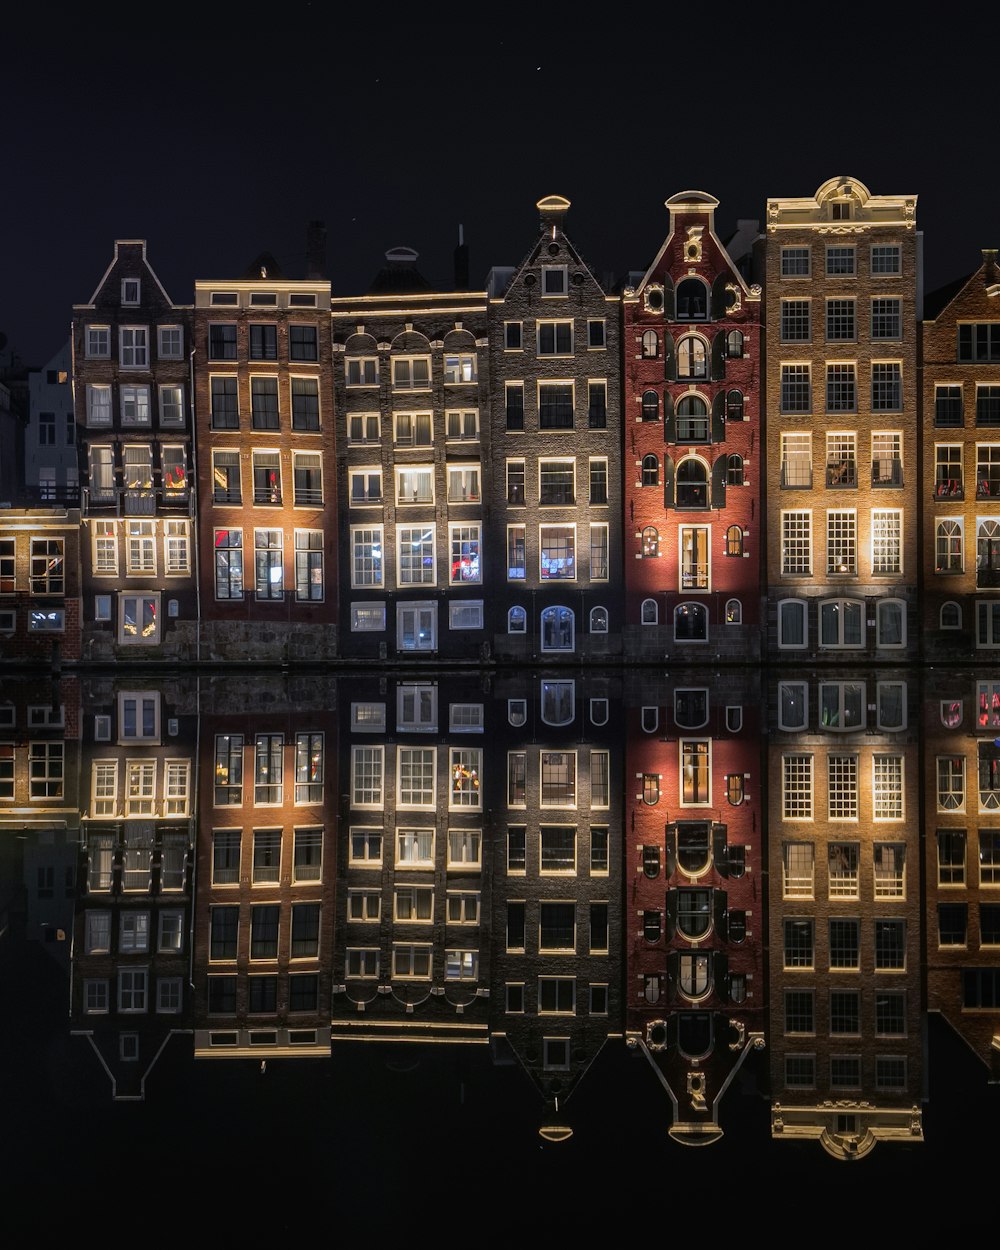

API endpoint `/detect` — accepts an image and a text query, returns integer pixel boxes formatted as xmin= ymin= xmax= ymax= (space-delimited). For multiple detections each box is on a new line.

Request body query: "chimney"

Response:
xmin=306 ymin=220 xmax=327 ymax=279
xmin=454 ymin=224 xmax=470 ymax=290
xmin=984 ymin=248 xmax=998 ymax=280
xmin=537 ymin=194 xmax=571 ymax=232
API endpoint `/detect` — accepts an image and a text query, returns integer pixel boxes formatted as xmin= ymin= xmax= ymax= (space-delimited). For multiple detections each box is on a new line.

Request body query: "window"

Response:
xmin=449 ymin=525 xmax=481 ymax=585
xmin=871 ymin=298 xmax=901 ymax=340
xmin=785 ymin=989 xmax=815 ymax=1034
xmin=727 ymin=454 xmax=744 ymax=486
xmin=941 ymin=600 xmax=963 ymax=628
xmin=252 ymin=829 xmax=281 ymax=884
xmin=504 ymin=322 xmax=522 ymax=350
xmin=680 ymin=740 xmax=710 ymax=805
xmin=677 ymin=460 xmax=709 ymax=510
xmin=450 ymin=749 xmax=482 ymax=809
xmin=591 ymin=750 xmax=610 ymax=809
xmin=781 ymin=432 xmax=811 ymax=487
xmin=213 ymin=734 xmax=244 ymax=807
xmin=254 ymin=529 xmax=283 ymax=600
xmin=394 ymin=884 xmax=434 ymax=921
xmin=85 ymin=383 xmax=112 ymax=427
xmin=288 ymin=325 xmax=318 ymax=362
xmin=392 ymin=356 xmax=431 ymax=390
xmin=781 ymin=246 xmax=810 ymax=277
xmin=537 ymin=321 xmax=573 ymax=355
xmin=351 ymin=527 xmax=383 ymax=587
xmin=250 ymin=904 xmax=279 ymax=959
xmin=349 ymin=413 xmax=380 ymax=443
xmin=590 ymin=524 xmax=609 ymax=581
xmin=589 ymin=458 xmax=608 ymax=505
xmin=676 ymin=395 xmax=709 ymax=442
xmin=826 ymin=510 xmax=856 ymax=575
xmin=349 ymin=826 xmax=383 ymax=864
xmin=396 ymin=466 xmax=434 ymax=506
xmin=295 ymin=531 xmax=324 ymax=601
xmin=213 ymin=529 xmax=243 ymax=600
xmin=211 ymin=830 xmax=241 ymax=886
xmin=251 ymin=377 xmax=279 ymax=429
xmin=676 ymin=277 xmax=708 ymax=320
xmin=392 ymin=945 xmax=432 ymax=979
xmin=828 ymin=756 xmax=859 ymax=820
xmin=538 ymin=978 xmax=576 ymax=1014
xmin=349 ymin=467 xmax=382 ymax=507
xmin=248 ymin=324 xmax=277 ymax=361
xmin=781 ymin=364 xmax=811 ymax=412
xmin=936 ymin=385 xmax=963 ymax=427
xmin=677 ymin=335 xmax=707 ymax=379
xmin=120 ymin=910 xmax=150 ymax=953
xmin=346 ymin=356 xmax=378 ymax=387
xmin=641 ymin=390 xmax=660 ymax=422
xmin=505 ymin=382 xmax=524 ymax=430
xmin=29 ymin=538 xmax=64 ymax=593
xmin=783 ymin=843 xmax=815 ymax=898
xmin=445 ymin=951 xmax=478 ymax=981
xmin=393 ymin=412 xmax=432 ymax=446
xmin=826 ymin=245 xmax=855 ymax=276
xmin=447 ymin=829 xmax=481 ymax=869
xmin=540 ymin=605 xmax=574 ymax=651
xmin=820 ymin=598 xmax=863 ymax=648
xmin=825 ymin=364 xmax=856 ymax=413
xmin=726 ymin=525 xmax=743 ymax=557
xmin=830 ymin=989 xmax=860 ymax=1035
xmin=208 ymin=324 xmax=237 ymax=361
xmin=676 ymin=888 xmax=712 ymax=939
xmin=345 ymin=948 xmax=379 ymax=979
xmin=397 ymin=527 xmax=435 ymax=586
xmin=398 ymin=747 xmax=435 ymax=808
xmin=679 ymin=526 xmax=709 ymax=591
xmin=348 ymin=889 xmax=380 ymax=922
xmin=293 ymin=827 xmax=323 ymax=883
xmin=398 ymin=602 xmax=436 ymax=651
xmin=351 ymin=603 xmax=385 ymax=632
xmin=829 ymin=918 xmax=860 ymax=970
xmin=254 ymin=734 xmax=283 ymax=805
xmin=542 ymin=265 xmax=567 ymax=296
xmin=447 ymin=465 xmax=480 ymax=503
xmin=294 ymin=733 xmax=323 ymax=803
xmin=977 ymin=385 xmax=1000 ymax=426
xmin=874 ymin=842 xmax=906 ymax=898
xmin=642 ymin=773 xmax=660 ymax=805
xmin=871 ymin=363 xmax=902 ymax=412
xmin=119 ymin=326 xmax=149 ymax=367
xmin=118 ymin=970 xmax=147 ymax=1013
xmin=539 ymin=525 xmax=575 ymax=580
xmin=783 ymin=754 xmax=813 ymax=819
xmin=86 ymin=325 xmax=110 ymax=358
xmin=781 ymin=300 xmax=811 ymax=341
xmin=871 ymin=244 xmax=901 ymax=274
xmin=539 ymin=382 xmax=574 ymax=430
xmin=84 ymin=980 xmax=109 ymax=1015
xmin=540 ymin=751 xmax=576 ymax=807
xmin=826 ymin=299 xmax=855 ymax=340
xmin=874 ymin=919 xmax=906 ymax=969
xmin=642 ymin=526 xmax=659 ymax=558
xmin=541 ymin=680 xmax=575 ymax=727
xmin=539 ymin=901 xmax=576 ymax=950
xmin=252 ymin=451 xmax=281 ymax=505
xmin=674 ymin=601 xmax=707 ymax=641
xmin=960 ymin=323 xmax=1000 ymax=362
xmin=119 ymin=595 xmax=159 ymax=644
xmin=873 ymin=754 xmax=904 ymax=820
xmin=588 ymin=318 xmax=606 ymax=348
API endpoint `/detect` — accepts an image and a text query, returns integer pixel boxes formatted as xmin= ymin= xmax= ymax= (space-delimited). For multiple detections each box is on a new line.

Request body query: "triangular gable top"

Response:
xmin=633 ymin=192 xmax=753 ymax=300
xmin=80 ymin=240 xmax=176 ymax=309
xmin=499 ymin=195 xmax=609 ymax=300
xmin=924 ymin=252 xmax=1000 ymax=323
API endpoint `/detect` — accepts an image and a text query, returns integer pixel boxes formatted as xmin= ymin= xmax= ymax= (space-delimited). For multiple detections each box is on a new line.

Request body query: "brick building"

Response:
xmin=193 ymin=263 xmax=336 ymax=662
xmin=0 ymin=505 xmax=81 ymax=664
xmin=331 ymin=249 xmax=489 ymax=661
xmin=922 ymin=251 xmax=1000 ymax=659
xmin=486 ymin=196 xmax=622 ymax=663
xmin=765 ymin=178 xmax=920 ymax=660
xmin=26 ymin=342 xmax=77 ymax=504
xmin=622 ymin=193 xmax=762 ymax=660
xmin=72 ymin=241 xmax=197 ymax=661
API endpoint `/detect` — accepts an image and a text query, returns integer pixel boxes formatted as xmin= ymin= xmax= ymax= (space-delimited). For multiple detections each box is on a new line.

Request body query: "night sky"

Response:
xmin=3 ymin=11 xmax=995 ymax=366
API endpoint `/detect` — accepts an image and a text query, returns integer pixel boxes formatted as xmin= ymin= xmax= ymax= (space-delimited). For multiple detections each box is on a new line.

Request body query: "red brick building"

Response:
xmin=0 ymin=506 xmax=81 ymax=664
xmin=623 ymin=193 xmax=761 ymax=660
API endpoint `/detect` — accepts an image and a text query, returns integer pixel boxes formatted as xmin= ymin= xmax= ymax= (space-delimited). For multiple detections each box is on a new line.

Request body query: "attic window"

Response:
xmin=542 ymin=266 xmax=567 ymax=296
xmin=250 ymin=292 xmax=278 ymax=306
xmin=121 ymin=279 xmax=140 ymax=305
xmin=289 ymin=293 xmax=317 ymax=307
xmin=831 ymin=201 xmax=852 ymax=220
xmin=211 ymin=292 xmax=239 ymax=306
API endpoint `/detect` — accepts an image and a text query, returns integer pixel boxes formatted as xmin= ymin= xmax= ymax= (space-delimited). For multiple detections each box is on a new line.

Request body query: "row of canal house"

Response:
xmin=15 ymin=664 xmax=996 ymax=1151
xmin=13 ymin=176 xmax=994 ymax=666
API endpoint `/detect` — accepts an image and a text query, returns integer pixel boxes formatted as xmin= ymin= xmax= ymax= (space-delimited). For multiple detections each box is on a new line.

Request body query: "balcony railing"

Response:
xmin=976 ymin=478 xmax=1000 ymax=499
xmin=934 ymin=478 xmax=964 ymax=500
xmin=294 ymin=488 xmax=324 ymax=507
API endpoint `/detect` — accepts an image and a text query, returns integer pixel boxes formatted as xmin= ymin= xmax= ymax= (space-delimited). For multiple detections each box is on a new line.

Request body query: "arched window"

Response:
xmin=676 ymin=888 xmax=712 ymax=938
xmin=642 ymin=526 xmax=659 ymax=557
xmin=726 ymin=389 xmax=745 ymax=421
xmin=726 ymin=705 xmax=743 ymax=732
xmin=508 ymin=699 xmax=527 ymax=727
xmin=642 ymin=454 xmax=659 ymax=487
xmin=674 ymin=602 xmax=708 ymax=641
xmin=978 ymin=519 xmax=1000 ymax=575
xmin=641 ymin=706 xmax=659 ymax=733
xmin=676 ymin=278 xmax=708 ymax=322
xmin=589 ymin=606 xmax=608 ymax=634
xmin=676 ymin=394 xmax=709 ymax=441
xmin=677 ymin=335 xmax=707 ymax=379
xmin=936 ymin=520 xmax=963 ymax=573
xmin=641 ymin=390 xmax=660 ymax=422
xmin=876 ymin=598 xmax=906 ymax=648
xmin=540 ymin=606 xmax=574 ymax=651
xmin=677 ymin=822 xmax=711 ymax=875
xmin=590 ymin=698 xmax=609 ymax=725
xmin=643 ymin=911 xmax=662 ymax=941
xmin=727 ymin=454 xmax=744 ymax=486
xmin=508 ymin=605 xmax=526 ymax=633
xmin=642 ymin=774 xmax=660 ymax=805
xmin=778 ymin=599 xmax=807 ymax=648
xmin=678 ymin=953 xmax=711 ymax=1000
xmin=820 ymin=598 xmax=864 ymax=648
xmin=727 ymin=774 xmax=745 ymax=805
xmin=676 ymin=458 xmax=709 ymax=509
xmin=641 ymin=598 xmax=658 ymax=626
xmin=941 ymin=600 xmax=962 ymax=629
xmin=641 ymin=329 xmax=659 ymax=358
xmin=727 ymin=329 xmax=744 ymax=358
xmin=725 ymin=598 xmax=742 ymax=624
xmin=726 ymin=525 xmax=744 ymax=556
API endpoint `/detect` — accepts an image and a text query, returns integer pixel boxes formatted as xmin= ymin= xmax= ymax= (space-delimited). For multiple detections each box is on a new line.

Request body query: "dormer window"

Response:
xmin=121 ymin=278 xmax=140 ymax=305
xmin=831 ymin=201 xmax=851 ymax=220
xmin=676 ymin=278 xmax=708 ymax=322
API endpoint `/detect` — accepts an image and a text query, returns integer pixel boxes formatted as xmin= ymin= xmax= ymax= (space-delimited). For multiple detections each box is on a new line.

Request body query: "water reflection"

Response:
xmin=2 ymin=667 xmax=997 ymax=1155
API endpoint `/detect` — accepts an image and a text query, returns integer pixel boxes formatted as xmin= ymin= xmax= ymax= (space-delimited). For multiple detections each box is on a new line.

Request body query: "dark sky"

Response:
xmin=3 ymin=9 xmax=995 ymax=366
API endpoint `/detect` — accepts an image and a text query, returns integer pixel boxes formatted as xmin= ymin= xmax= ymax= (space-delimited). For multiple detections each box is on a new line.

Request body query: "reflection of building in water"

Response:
xmin=767 ymin=669 xmax=923 ymax=1157
xmin=73 ymin=242 xmax=197 ymax=663
xmin=330 ymin=674 xmax=491 ymax=1043
xmin=921 ymin=253 xmax=1000 ymax=660
xmin=193 ymin=675 xmax=336 ymax=1058
xmin=623 ymin=193 xmax=762 ymax=662
xmin=71 ymin=677 xmax=195 ymax=1097
xmin=332 ymin=249 xmax=489 ymax=662
xmin=624 ymin=669 xmax=765 ymax=1144
xmin=486 ymin=196 xmax=623 ymax=664
xmin=764 ymin=178 xmax=920 ymax=662
xmin=924 ymin=670 xmax=1000 ymax=1080
xmin=489 ymin=672 xmax=622 ymax=1138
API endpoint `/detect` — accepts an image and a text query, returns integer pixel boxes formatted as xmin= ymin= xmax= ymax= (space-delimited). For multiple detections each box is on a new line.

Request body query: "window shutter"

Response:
xmin=666 ymin=951 xmax=679 ymax=1004
xmin=662 ymin=277 xmax=675 ymax=320
xmin=711 ymin=332 xmax=726 ymax=381
xmin=713 ymin=888 xmax=729 ymax=942
xmin=712 ymin=392 xmax=726 ymax=441
xmin=712 ymin=823 xmax=729 ymax=877
xmin=711 ymin=457 xmax=727 ymax=508
xmin=663 ymin=823 xmax=676 ymax=876
xmin=663 ymin=334 xmax=676 ymax=382
xmin=662 ymin=455 xmax=675 ymax=510
xmin=663 ymin=393 xmax=676 ymax=444
xmin=665 ymin=888 xmax=678 ymax=940
xmin=711 ymin=273 xmax=728 ymax=320
xmin=713 ymin=951 xmax=729 ymax=991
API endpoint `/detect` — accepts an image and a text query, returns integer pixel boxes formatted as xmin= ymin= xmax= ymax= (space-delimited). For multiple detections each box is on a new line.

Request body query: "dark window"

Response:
xmin=289 ymin=325 xmax=318 ymax=361
xmin=249 ymin=325 xmax=277 ymax=360
xmin=209 ymin=324 xmax=237 ymax=361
